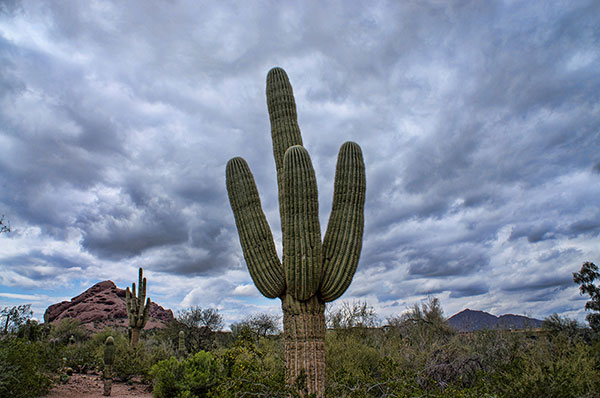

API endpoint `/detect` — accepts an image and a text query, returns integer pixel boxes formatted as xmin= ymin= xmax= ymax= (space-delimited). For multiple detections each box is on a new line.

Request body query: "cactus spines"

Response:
xmin=125 ymin=267 xmax=151 ymax=348
xmin=282 ymin=145 xmax=322 ymax=301
xmin=226 ymin=157 xmax=285 ymax=298
xmin=226 ymin=67 xmax=366 ymax=397
xmin=103 ymin=336 xmax=115 ymax=396
xmin=320 ymin=141 xmax=366 ymax=302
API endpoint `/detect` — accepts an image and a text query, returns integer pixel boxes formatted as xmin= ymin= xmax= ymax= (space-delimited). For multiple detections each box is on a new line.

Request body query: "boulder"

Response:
xmin=44 ymin=280 xmax=174 ymax=331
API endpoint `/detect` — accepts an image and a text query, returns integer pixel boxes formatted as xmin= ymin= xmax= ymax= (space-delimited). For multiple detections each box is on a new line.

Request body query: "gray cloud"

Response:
xmin=0 ymin=0 xmax=599 ymax=323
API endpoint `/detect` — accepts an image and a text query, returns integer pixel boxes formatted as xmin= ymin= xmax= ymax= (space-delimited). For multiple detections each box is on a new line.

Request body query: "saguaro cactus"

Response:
xmin=226 ymin=67 xmax=366 ymax=397
xmin=103 ymin=336 xmax=115 ymax=396
xmin=178 ymin=330 xmax=186 ymax=357
xmin=126 ymin=267 xmax=151 ymax=348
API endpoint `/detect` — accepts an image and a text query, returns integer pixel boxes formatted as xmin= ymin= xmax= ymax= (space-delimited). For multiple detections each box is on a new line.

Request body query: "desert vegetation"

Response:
xmin=1 ymin=69 xmax=598 ymax=397
xmin=1 ymin=299 xmax=599 ymax=398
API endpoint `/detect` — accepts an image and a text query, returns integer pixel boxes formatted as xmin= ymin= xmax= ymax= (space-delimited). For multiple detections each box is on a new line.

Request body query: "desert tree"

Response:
xmin=573 ymin=261 xmax=600 ymax=332
xmin=177 ymin=306 xmax=224 ymax=351
xmin=1 ymin=304 xmax=33 ymax=334
xmin=230 ymin=312 xmax=281 ymax=338
xmin=327 ymin=301 xmax=379 ymax=329
xmin=0 ymin=215 xmax=10 ymax=234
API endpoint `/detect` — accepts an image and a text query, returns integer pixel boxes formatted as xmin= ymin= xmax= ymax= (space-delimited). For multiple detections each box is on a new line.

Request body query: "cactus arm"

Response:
xmin=267 ymin=67 xmax=304 ymax=220
xmin=138 ymin=269 xmax=146 ymax=313
xmin=226 ymin=157 xmax=286 ymax=298
xmin=283 ymin=146 xmax=322 ymax=301
xmin=138 ymin=275 xmax=146 ymax=321
xmin=140 ymin=297 xmax=150 ymax=328
xmin=131 ymin=282 xmax=138 ymax=320
xmin=125 ymin=288 xmax=133 ymax=325
xmin=319 ymin=141 xmax=366 ymax=302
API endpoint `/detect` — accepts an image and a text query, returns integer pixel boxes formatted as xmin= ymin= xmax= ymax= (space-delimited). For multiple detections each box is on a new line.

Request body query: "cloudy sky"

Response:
xmin=0 ymin=1 xmax=598 ymax=328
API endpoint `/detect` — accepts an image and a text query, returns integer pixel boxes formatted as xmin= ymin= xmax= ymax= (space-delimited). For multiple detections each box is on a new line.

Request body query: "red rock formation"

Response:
xmin=44 ymin=280 xmax=174 ymax=331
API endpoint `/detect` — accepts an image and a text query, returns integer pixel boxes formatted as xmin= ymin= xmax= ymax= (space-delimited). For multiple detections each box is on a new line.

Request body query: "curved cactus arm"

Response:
xmin=320 ymin=141 xmax=366 ymax=302
xmin=138 ymin=269 xmax=146 ymax=311
xmin=267 ymin=67 xmax=303 ymax=222
xmin=226 ymin=157 xmax=286 ymax=298
xmin=126 ymin=286 xmax=138 ymax=326
xmin=139 ymin=297 xmax=150 ymax=328
xmin=125 ymin=288 xmax=133 ymax=325
xmin=283 ymin=146 xmax=322 ymax=301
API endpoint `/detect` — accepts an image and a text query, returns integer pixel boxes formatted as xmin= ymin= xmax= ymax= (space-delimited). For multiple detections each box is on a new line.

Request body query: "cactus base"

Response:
xmin=130 ymin=328 xmax=141 ymax=348
xmin=282 ymin=295 xmax=326 ymax=397
xmin=103 ymin=363 xmax=113 ymax=396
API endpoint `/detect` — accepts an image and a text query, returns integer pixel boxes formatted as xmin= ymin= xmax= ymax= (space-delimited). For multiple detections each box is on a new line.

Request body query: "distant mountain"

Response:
xmin=44 ymin=280 xmax=174 ymax=331
xmin=447 ymin=309 xmax=542 ymax=332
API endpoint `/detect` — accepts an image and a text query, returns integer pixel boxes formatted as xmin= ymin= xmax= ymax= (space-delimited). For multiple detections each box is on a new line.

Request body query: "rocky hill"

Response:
xmin=44 ymin=280 xmax=174 ymax=331
xmin=447 ymin=308 xmax=542 ymax=332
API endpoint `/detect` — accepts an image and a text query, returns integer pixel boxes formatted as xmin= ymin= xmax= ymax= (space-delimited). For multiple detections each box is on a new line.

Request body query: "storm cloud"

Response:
xmin=0 ymin=1 xmax=598 ymax=325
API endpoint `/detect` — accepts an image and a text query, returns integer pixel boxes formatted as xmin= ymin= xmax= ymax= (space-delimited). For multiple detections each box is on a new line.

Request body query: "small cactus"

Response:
xmin=178 ymin=330 xmax=186 ymax=357
xmin=126 ymin=267 xmax=151 ymax=347
xmin=103 ymin=336 xmax=115 ymax=396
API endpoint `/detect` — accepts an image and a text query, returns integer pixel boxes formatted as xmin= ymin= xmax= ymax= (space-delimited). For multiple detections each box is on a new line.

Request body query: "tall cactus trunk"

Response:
xmin=103 ymin=336 xmax=115 ymax=396
xmin=130 ymin=328 xmax=141 ymax=348
xmin=103 ymin=366 xmax=113 ymax=396
xmin=283 ymin=295 xmax=326 ymax=397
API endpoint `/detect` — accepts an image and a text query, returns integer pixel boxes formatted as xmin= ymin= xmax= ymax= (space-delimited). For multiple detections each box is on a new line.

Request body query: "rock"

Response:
xmin=44 ymin=280 xmax=174 ymax=331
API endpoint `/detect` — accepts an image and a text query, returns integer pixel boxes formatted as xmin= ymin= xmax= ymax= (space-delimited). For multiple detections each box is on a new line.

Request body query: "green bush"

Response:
xmin=49 ymin=318 xmax=88 ymax=344
xmin=151 ymin=351 xmax=219 ymax=398
xmin=151 ymin=356 xmax=186 ymax=398
xmin=0 ymin=338 xmax=55 ymax=398
xmin=61 ymin=339 xmax=100 ymax=373
xmin=489 ymin=334 xmax=600 ymax=397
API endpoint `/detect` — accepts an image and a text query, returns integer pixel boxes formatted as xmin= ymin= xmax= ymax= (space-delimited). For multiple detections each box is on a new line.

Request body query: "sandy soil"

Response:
xmin=44 ymin=373 xmax=153 ymax=398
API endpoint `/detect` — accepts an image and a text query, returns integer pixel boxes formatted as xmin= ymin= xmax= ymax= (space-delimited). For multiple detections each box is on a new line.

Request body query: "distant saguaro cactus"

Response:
xmin=103 ymin=336 xmax=115 ymax=396
xmin=126 ymin=268 xmax=150 ymax=348
xmin=226 ymin=67 xmax=366 ymax=397
xmin=178 ymin=330 xmax=186 ymax=357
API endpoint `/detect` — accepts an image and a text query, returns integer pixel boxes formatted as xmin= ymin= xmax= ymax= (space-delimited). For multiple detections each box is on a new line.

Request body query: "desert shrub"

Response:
xmin=0 ymin=338 xmax=55 ymax=398
xmin=488 ymin=334 xmax=600 ymax=397
xmin=49 ymin=318 xmax=88 ymax=344
xmin=208 ymin=328 xmax=296 ymax=398
xmin=326 ymin=329 xmax=380 ymax=389
xmin=16 ymin=319 xmax=44 ymax=341
xmin=61 ymin=339 xmax=101 ymax=373
xmin=138 ymin=332 xmax=177 ymax=382
xmin=67 ymin=327 xmax=173 ymax=382
xmin=151 ymin=351 xmax=219 ymax=398
xmin=151 ymin=356 xmax=186 ymax=397
xmin=112 ymin=338 xmax=147 ymax=381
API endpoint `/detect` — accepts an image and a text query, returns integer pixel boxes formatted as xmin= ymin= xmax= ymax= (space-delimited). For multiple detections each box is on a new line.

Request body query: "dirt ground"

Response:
xmin=44 ymin=373 xmax=153 ymax=398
